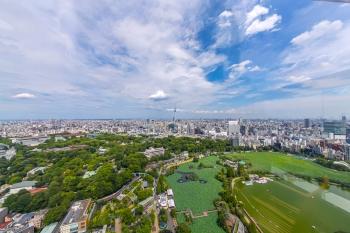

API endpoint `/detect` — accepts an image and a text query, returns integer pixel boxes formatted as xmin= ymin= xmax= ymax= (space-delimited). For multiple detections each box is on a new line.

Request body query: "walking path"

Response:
xmin=177 ymin=209 xmax=218 ymax=219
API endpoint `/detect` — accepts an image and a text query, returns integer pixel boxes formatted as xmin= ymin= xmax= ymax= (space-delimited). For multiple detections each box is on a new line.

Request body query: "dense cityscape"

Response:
xmin=0 ymin=117 xmax=349 ymax=233
xmin=1 ymin=117 xmax=350 ymax=161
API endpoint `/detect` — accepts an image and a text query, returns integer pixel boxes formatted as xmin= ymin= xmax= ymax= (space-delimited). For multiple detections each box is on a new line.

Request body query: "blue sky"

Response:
xmin=1 ymin=0 xmax=350 ymax=119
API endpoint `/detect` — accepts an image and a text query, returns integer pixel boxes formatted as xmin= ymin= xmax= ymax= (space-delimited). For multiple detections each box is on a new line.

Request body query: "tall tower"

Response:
xmin=172 ymin=105 xmax=176 ymax=126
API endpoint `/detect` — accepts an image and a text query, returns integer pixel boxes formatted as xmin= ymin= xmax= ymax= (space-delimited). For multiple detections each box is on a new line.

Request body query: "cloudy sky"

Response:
xmin=1 ymin=0 xmax=350 ymax=119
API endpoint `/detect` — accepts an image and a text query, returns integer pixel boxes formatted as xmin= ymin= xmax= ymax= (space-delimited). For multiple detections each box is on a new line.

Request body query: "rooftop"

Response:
xmin=40 ymin=222 xmax=58 ymax=233
xmin=11 ymin=181 xmax=37 ymax=189
xmin=61 ymin=199 xmax=91 ymax=225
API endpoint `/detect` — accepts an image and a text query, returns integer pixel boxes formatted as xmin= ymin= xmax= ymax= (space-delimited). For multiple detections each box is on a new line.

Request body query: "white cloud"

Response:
xmin=245 ymin=14 xmax=281 ymax=36
xmin=246 ymin=5 xmax=269 ymax=26
xmin=286 ymin=75 xmax=311 ymax=84
xmin=0 ymin=0 xmax=226 ymax=117
xmin=291 ymin=20 xmax=343 ymax=45
xmin=0 ymin=19 xmax=13 ymax=30
xmin=218 ymin=10 xmax=234 ymax=28
xmin=230 ymin=60 xmax=252 ymax=73
xmin=214 ymin=3 xmax=281 ymax=48
xmin=277 ymin=19 xmax=350 ymax=93
xmin=12 ymin=93 xmax=36 ymax=99
xmin=228 ymin=60 xmax=261 ymax=80
xmin=149 ymin=90 xmax=168 ymax=101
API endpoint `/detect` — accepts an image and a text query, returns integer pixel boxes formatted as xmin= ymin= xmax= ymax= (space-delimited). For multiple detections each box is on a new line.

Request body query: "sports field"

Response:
xmin=235 ymin=179 xmax=350 ymax=233
xmin=229 ymin=152 xmax=350 ymax=183
xmin=167 ymin=156 xmax=225 ymax=233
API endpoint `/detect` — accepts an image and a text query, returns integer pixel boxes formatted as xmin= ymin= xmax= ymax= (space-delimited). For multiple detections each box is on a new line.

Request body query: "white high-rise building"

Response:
xmin=228 ymin=120 xmax=240 ymax=136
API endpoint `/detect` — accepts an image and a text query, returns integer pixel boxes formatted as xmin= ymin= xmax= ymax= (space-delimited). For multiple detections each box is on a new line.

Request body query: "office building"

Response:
xmin=304 ymin=119 xmax=311 ymax=128
xmin=60 ymin=199 xmax=91 ymax=233
xmin=230 ymin=135 xmax=240 ymax=147
xmin=323 ymin=120 xmax=346 ymax=138
xmin=240 ymin=125 xmax=247 ymax=136
xmin=346 ymin=128 xmax=350 ymax=144
xmin=228 ymin=120 xmax=240 ymax=136
xmin=345 ymin=144 xmax=350 ymax=161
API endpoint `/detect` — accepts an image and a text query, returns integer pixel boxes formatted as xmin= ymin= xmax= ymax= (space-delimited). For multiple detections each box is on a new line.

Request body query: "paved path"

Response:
xmin=231 ymin=177 xmax=242 ymax=192
xmin=151 ymin=204 xmax=160 ymax=233
xmin=98 ymin=176 xmax=140 ymax=202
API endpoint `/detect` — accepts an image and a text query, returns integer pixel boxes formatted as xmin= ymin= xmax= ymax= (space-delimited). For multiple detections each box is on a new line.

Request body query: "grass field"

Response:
xmin=228 ymin=152 xmax=350 ymax=183
xmin=167 ymin=156 xmax=225 ymax=233
xmin=235 ymin=179 xmax=350 ymax=233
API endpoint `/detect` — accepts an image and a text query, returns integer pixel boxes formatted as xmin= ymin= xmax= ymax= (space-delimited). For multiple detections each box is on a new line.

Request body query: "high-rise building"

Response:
xmin=240 ymin=125 xmax=247 ymax=136
xmin=228 ymin=120 xmax=240 ymax=136
xmin=345 ymin=144 xmax=350 ymax=161
xmin=346 ymin=128 xmax=350 ymax=144
xmin=304 ymin=119 xmax=311 ymax=128
xmin=323 ymin=120 xmax=346 ymax=135
xmin=230 ymin=135 xmax=240 ymax=147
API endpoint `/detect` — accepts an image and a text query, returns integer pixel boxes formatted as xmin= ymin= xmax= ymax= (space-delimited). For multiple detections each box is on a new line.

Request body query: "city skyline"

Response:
xmin=1 ymin=0 xmax=350 ymax=119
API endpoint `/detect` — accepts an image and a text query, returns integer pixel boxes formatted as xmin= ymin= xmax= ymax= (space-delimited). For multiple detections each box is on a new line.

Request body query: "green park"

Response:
xmin=234 ymin=179 xmax=350 ymax=233
xmin=230 ymin=152 xmax=350 ymax=233
xmin=228 ymin=151 xmax=350 ymax=183
xmin=167 ymin=152 xmax=350 ymax=233
xmin=166 ymin=156 xmax=225 ymax=233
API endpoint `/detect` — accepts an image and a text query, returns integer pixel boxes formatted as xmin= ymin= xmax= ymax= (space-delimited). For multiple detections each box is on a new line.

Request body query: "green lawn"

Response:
xmin=167 ymin=156 xmax=225 ymax=233
xmin=190 ymin=212 xmax=225 ymax=233
xmin=167 ymin=156 xmax=223 ymax=214
xmin=235 ymin=179 xmax=350 ymax=233
xmin=228 ymin=152 xmax=350 ymax=183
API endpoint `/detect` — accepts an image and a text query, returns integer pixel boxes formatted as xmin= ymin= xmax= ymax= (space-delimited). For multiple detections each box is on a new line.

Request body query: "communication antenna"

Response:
xmin=172 ymin=104 xmax=177 ymax=125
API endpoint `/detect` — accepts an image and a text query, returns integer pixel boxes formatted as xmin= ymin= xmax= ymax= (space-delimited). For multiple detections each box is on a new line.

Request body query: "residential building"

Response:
xmin=29 ymin=209 xmax=48 ymax=229
xmin=143 ymin=147 xmax=165 ymax=159
xmin=166 ymin=189 xmax=173 ymax=197
xmin=40 ymin=222 xmax=58 ymax=233
xmin=27 ymin=167 xmax=46 ymax=177
xmin=10 ymin=181 xmax=37 ymax=195
xmin=60 ymin=199 xmax=91 ymax=233
xmin=167 ymin=199 xmax=175 ymax=208
xmin=0 ymin=208 xmax=7 ymax=223
xmin=5 ymin=224 xmax=34 ymax=233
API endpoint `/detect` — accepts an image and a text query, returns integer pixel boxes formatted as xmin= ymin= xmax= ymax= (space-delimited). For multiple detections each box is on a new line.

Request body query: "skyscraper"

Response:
xmin=304 ymin=119 xmax=311 ymax=128
xmin=346 ymin=128 xmax=350 ymax=144
xmin=342 ymin=115 xmax=347 ymax=122
xmin=345 ymin=144 xmax=350 ymax=161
